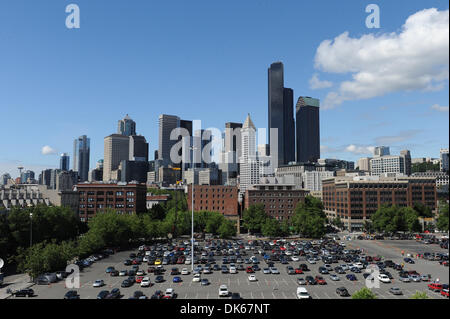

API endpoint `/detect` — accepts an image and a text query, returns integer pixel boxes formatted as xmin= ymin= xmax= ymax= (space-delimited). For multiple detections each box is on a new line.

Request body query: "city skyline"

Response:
xmin=0 ymin=1 xmax=448 ymax=177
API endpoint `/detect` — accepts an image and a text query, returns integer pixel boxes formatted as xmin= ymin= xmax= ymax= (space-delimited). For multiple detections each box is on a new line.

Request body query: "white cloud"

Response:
xmin=313 ymin=8 xmax=449 ymax=109
xmin=309 ymin=73 xmax=333 ymax=89
xmin=345 ymin=144 xmax=375 ymax=155
xmin=431 ymin=103 xmax=449 ymax=112
xmin=41 ymin=145 xmax=57 ymax=155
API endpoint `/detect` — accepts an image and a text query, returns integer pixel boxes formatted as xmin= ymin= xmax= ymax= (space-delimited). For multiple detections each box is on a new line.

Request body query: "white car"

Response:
xmin=185 ymin=258 xmax=191 ymax=265
xmin=181 ymin=268 xmax=190 ymax=275
xmin=341 ymin=264 xmax=349 ymax=270
xmin=330 ymin=274 xmax=340 ymax=281
xmin=192 ymin=274 xmax=201 ymax=282
xmin=203 ymin=268 xmax=212 ymax=274
xmin=263 ymin=268 xmax=271 ymax=274
xmin=354 ymin=262 xmax=364 ymax=269
xmin=307 ymin=258 xmax=316 ymax=264
xmin=248 ymin=275 xmax=257 ymax=282
xmin=230 ymin=267 xmax=237 ymax=274
xmin=164 ymin=288 xmax=175 ymax=299
xmin=93 ymin=279 xmax=104 ymax=287
xmin=296 ymin=287 xmax=311 ymax=299
xmin=291 ymin=256 xmax=300 ymax=262
xmin=140 ymin=277 xmax=151 ymax=287
xmin=219 ymin=285 xmax=229 ymax=297
xmin=377 ymin=274 xmax=391 ymax=283
xmin=270 ymin=267 xmax=279 ymax=274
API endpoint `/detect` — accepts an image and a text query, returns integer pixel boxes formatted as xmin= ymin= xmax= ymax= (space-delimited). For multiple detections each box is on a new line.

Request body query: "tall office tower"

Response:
xmin=20 ymin=170 xmax=35 ymax=184
xmin=103 ymin=134 xmax=130 ymax=182
xmin=60 ymin=153 xmax=70 ymax=171
xmin=374 ymin=146 xmax=390 ymax=157
xmin=239 ymin=114 xmax=263 ymax=199
xmin=1 ymin=173 xmax=11 ymax=185
xmin=158 ymin=114 xmax=181 ymax=166
xmin=50 ymin=169 xmax=61 ymax=189
xmin=117 ymin=114 xmax=136 ymax=136
xmin=283 ymin=88 xmax=295 ymax=164
xmin=296 ymin=96 xmax=320 ymax=163
xmin=440 ymin=148 xmax=449 ymax=172
xmin=40 ymin=169 xmax=52 ymax=186
xmin=400 ymin=150 xmax=412 ymax=176
xmin=268 ymin=62 xmax=295 ymax=167
xmin=180 ymin=120 xmax=193 ymax=136
xmin=73 ymin=135 xmax=90 ymax=182
xmin=224 ymin=122 xmax=243 ymax=160
xmin=129 ymin=135 xmax=149 ymax=162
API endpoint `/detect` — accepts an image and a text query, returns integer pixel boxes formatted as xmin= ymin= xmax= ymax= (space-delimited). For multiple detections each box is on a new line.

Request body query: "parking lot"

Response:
xmin=24 ymin=237 xmax=449 ymax=300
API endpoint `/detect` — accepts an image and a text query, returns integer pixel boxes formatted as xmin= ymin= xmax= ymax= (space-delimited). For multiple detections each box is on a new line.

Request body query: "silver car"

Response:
xmin=93 ymin=279 xmax=104 ymax=287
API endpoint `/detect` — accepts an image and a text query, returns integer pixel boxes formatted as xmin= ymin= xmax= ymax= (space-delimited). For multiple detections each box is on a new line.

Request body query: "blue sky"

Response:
xmin=0 ymin=0 xmax=448 ymax=177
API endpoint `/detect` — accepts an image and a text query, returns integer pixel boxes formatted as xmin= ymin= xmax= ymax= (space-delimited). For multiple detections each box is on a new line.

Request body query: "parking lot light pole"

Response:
xmin=29 ymin=212 xmax=33 ymax=247
xmin=190 ymin=146 xmax=197 ymax=272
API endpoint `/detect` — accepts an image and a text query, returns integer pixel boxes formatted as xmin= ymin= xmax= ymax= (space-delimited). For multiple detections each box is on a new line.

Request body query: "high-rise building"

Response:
xmin=158 ymin=114 xmax=192 ymax=167
xmin=374 ymin=146 xmax=390 ymax=157
xmin=20 ymin=170 xmax=35 ymax=184
xmin=117 ymin=114 xmax=136 ymax=136
xmin=296 ymin=96 xmax=320 ymax=163
xmin=103 ymin=134 xmax=130 ymax=182
xmin=129 ymin=135 xmax=149 ymax=162
xmin=268 ymin=62 xmax=295 ymax=166
xmin=60 ymin=153 xmax=70 ymax=171
xmin=440 ymin=148 xmax=449 ymax=172
xmin=40 ymin=169 xmax=52 ymax=187
xmin=1 ymin=173 xmax=11 ymax=186
xmin=73 ymin=135 xmax=90 ymax=182
xmin=400 ymin=150 xmax=412 ymax=176
xmin=357 ymin=157 xmax=372 ymax=171
xmin=370 ymin=155 xmax=405 ymax=176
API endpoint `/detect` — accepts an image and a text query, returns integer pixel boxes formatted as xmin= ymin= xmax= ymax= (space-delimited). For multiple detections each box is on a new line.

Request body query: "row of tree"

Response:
xmin=242 ymin=196 xmax=327 ymax=239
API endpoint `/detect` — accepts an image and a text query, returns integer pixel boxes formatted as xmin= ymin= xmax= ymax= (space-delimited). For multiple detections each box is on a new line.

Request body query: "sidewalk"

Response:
xmin=0 ymin=273 xmax=34 ymax=299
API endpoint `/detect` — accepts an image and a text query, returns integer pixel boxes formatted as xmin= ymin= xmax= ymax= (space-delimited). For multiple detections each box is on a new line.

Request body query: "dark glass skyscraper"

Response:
xmin=296 ymin=97 xmax=320 ymax=163
xmin=268 ymin=62 xmax=295 ymax=166
xmin=118 ymin=114 xmax=136 ymax=136
xmin=73 ymin=135 xmax=90 ymax=182
xmin=60 ymin=153 xmax=70 ymax=171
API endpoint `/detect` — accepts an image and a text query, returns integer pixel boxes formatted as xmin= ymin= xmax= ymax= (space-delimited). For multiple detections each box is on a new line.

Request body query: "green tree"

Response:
xmin=401 ymin=207 xmax=422 ymax=233
xmin=148 ymin=204 xmax=166 ymax=220
xmin=371 ymin=205 xmax=399 ymax=233
xmin=436 ymin=202 xmax=449 ymax=232
xmin=351 ymin=287 xmax=377 ymax=299
xmin=242 ymin=204 xmax=267 ymax=234
xmin=205 ymin=212 xmax=225 ymax=235
xmin=218 ymin=219 xmax=236 ymax=239
xmin=291 ymin=196 xmax=326 ymax=238
xmin=410 ymin=291 xmax=429 ymax=299
xmin=413 ymin=202 xmax=433 ymax=218
xmin=261 ymin=218 xmax=281 ymax=238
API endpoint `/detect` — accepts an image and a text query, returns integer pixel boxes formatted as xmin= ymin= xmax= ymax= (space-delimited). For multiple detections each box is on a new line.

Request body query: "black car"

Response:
xmin=231 ymin=293 xmax=242 ymax=299
xmin=299 ymin=264 xmax=309 ymax=271
xmin=155 ymin=275 xmax=165 ymax=283
xmin=151 ymin=290 xmax=164 ymax=299
xmin=110 ymin=270 xmax=119 ymax=277
xmin=106 ymin=288 xmax=121 ymax=299
xmin=336 ymin=287 xmax=350 ymax=297
xmin=133 ymin=291 xmax=145 ymax=299
xmin=97 ymin=290 xmax=109 ymax=299
xmin=124 ymin=259 xmax=132 ymax=266
xmin=318 ymin=267 xmax=329 ymax=274
xmin=305 ymin=276 xmax=317 ymax=285
xmin=64 ymin=290 xmax=80 ymax=299
xmin=11 ymin=288 xmax=34 ymax=297
xmin=121 ymin=279 xmax=133 ymax=288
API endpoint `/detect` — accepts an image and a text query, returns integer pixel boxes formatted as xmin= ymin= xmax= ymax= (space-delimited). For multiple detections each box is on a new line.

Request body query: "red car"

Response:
xmin=246 ymin=267 xmax=254 ymax=273
xmin=132 ymin=259 xmax=140 ymax=265
xmin=441 ymin=289 xmax=449 ymax=298
xmin=428 ymin=283 xmax=443 ymax=292
xmin=440 ymin=261 xmax=449 ymax=267
xmin=295 ymin=268 xmax=303 ymax=274
xmin=315 ymin=276 xmax=327 ymax=285
xmin=373 ymin=256 xmax=381 ymax=262
xmin=135 ymin=276 xmax=144 ymax=283
xmin=147 ymin=267 xmax=155 ymax=273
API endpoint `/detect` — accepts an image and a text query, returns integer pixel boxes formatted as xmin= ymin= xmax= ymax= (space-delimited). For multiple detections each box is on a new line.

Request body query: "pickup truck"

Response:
xmin=428 ymin=283 xmax=443 ymax=292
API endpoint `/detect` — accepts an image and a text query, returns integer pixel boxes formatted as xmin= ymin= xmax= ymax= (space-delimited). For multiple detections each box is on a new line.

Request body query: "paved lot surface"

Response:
xmin=22 ymin=239 xmax=448 ymax=300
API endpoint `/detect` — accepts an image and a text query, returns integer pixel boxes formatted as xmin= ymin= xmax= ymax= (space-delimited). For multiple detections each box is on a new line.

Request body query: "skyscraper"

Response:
xmin=440 ymin=148 xmax=449 ymax=172
xmin=73 ymin=135 xmax=90 ymax=182
xmin=296 ymin=96 xmax=320 ymax=163
xmin=103 ymin=134 xmax=130 ymax=182
xmin=268 ymin=62 xmax=295 ymax=166
xmin=117 ymin=114 xmax=137 ymax=136
xmin=374 ymin=146 xmax=390 ymax=157
xmin=60 ymin=153 xmax=70 ymax=171
xmin=129 ymin=135 xmax=149 ymax=162
xmin=158 ymin=114 xmax=192 ymax=167
xmin=400 ymin=150 xmax=412 ymax=176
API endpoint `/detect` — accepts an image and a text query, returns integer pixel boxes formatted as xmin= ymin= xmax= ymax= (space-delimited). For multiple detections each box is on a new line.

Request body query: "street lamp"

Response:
xmin=29 ymin=212 xmax=33 ymax=247
xmin=190 ymin=145 xmax=198 ymax=271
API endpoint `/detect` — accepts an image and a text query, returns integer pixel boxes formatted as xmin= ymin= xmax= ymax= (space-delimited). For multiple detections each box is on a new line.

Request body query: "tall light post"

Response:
xmin=190 ymin=145 xmax=198 ymax=272
xmin=29 ymin=212 xmax=33 ymax=247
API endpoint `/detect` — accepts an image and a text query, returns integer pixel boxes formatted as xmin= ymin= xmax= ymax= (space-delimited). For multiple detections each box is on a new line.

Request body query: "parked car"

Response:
xmin=106 ymin=288 xmax=121 ymax=299
xmin=93 ymin=280 xmax=105 ymax=287
xmin=8 ymin=288 xmax=34 ymax=298
xmin=64 ymin=290 xmax=80 ymax=299
xmin=219 ymin=284 xmax=229 ymax=297
xmin=297 ymin=277 xmax=307 ymax=285
xmin=389 ymin=287 xmax=403 ymax=295
xmin=428 ymin=283 xmax=443 ymax=292
xmin=97 ymin=290 xmax=109 ymax=299
xmin=296 ymin=287 xmax=311 ymax=299
xmin=336 ymin=287 xmax=350 ymax=297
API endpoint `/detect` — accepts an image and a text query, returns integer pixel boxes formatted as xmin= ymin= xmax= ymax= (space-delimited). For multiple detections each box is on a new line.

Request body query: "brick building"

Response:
xmin=187 ymin=185 xmax=239 ymax=218
xmin=322 ymin=176 xmax=437 ymax=231
xmin=244 ymin=184 xmax=309 ymax=221
xmin=75 ymin=183 xmax=147 ymax=222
